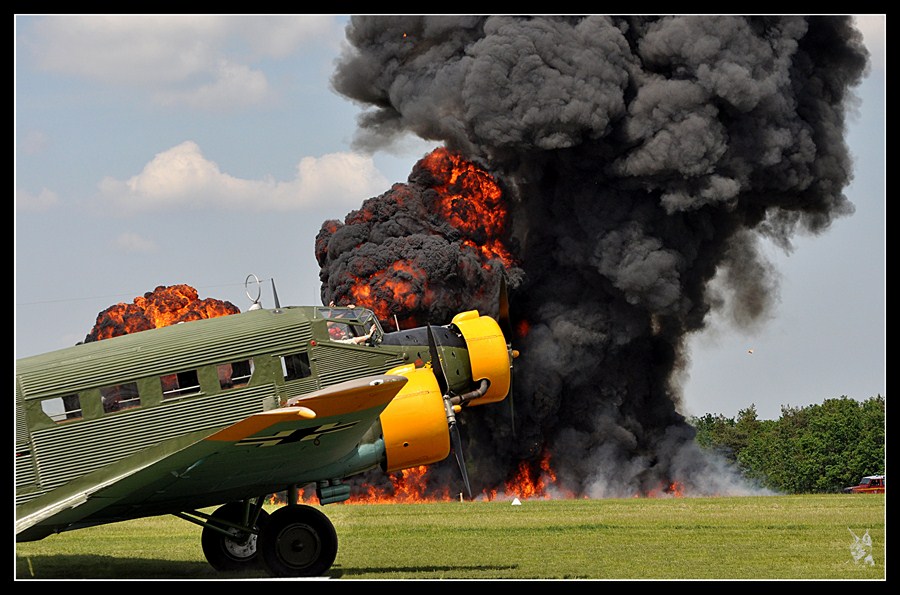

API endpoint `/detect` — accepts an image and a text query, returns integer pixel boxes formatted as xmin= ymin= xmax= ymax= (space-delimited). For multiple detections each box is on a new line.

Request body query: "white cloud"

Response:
xmin=154 ymin=60 xmax=270 ymax=110
xmin=237 ymin=15 xmax=340 ymax=58
xmin=113 ymin=231 xmax=158 ymax=253
xmin=24 ymin=15 xmax=340 ymax=108
xmin=96 ymin=141 xmax=390 ymax=214
xmin=16 ymin=187 xmax=59 ymax=212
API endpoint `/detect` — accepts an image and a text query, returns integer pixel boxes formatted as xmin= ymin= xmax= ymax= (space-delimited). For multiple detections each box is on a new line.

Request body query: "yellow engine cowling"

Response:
xmin=450 ymin=311 xmax=511 ymax=405
xmin=379 ymin=364 xmax=450 ymax=472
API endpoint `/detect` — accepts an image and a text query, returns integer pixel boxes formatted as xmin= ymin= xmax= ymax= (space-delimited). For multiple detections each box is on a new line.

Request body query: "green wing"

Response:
xmin=16 ymin=375 xmax=407 ymax=542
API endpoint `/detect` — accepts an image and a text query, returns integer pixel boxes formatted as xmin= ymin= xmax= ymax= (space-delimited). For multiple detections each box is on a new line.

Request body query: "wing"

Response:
xmin=16 ymin=374 xmax=407 ymax=541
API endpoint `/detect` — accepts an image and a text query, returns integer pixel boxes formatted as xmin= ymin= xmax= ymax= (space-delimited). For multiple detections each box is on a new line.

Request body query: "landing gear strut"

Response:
xmin=200 ymin=501 xmax=270 ymax=572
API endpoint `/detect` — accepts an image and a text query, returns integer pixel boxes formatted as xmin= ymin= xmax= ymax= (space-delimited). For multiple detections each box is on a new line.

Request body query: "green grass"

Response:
xmin=15 ymin=494 xmax=885 ymax=580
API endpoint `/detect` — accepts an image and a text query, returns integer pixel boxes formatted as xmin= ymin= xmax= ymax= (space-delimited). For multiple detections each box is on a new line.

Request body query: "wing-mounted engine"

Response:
xmin=378 ymin=364 xmax=450 ymax=472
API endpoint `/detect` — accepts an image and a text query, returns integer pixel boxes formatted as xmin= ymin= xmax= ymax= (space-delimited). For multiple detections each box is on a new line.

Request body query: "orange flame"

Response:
xmin=271 ymin=451 xmax=692 ymax=505
xmin=338 ymin=148 xmax=516 ymax=327
xmin=273 ymin=452 xmax=576 ymax=506
xmin=421 ymin=147 xmax=515 ymax=268
xmin=347 ymin=260 xmax=427 ymax=327
xmin=637 ymin=481 xmax=687 ymax=498
xmin=84 ymin=284 xmax=239 ymax=342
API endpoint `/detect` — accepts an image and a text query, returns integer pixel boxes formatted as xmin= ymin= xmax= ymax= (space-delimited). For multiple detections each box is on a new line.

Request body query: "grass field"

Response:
xmin=15 ymin=494 xmax=885 ymax=580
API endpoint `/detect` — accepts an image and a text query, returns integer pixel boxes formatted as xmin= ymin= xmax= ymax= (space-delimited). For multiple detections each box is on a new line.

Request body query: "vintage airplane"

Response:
xmin=15 ymin=277 xmax=516 ymax=577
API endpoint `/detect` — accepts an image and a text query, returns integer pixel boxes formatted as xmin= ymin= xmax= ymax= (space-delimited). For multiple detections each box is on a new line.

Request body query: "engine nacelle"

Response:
xmin=379 ymin=364 xmax=450 ymax=472
xmin=450 ymin=311 xmax=511 ymax=405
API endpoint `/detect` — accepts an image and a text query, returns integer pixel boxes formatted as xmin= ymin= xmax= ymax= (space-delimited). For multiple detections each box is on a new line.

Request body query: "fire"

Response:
xmin=335 ymin=148 xmax=517 ymax=327
xmin=639 ymin=481 xmax=687 ymax=498
xmin=275 ymin=452 xmax=575 ymax=506
xmin=83 ymin=284 xmax=239 ymax=342
xmin=421 ymin=147 xmax=514 ymax=268
xmin=348 ymin=261 xmax=426 ymax=326
xmin=349 ymin=466 xmax=456 ymax=504
xmin=271 ymin=451 xmax=690 ymax=505
xmin=489 ymin=459 xmax=553 ymax=500
xmin=276 ymin=466 xmax=454 ymax=506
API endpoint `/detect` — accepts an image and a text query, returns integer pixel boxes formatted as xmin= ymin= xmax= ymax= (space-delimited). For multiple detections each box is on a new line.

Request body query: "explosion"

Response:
xmin=83 ymin=284 xmax=239 ymax=342
xmin=317 ymin=146 xmax=520 ymax=331
xmin=320 ymin=15 xmax=869 ymax=499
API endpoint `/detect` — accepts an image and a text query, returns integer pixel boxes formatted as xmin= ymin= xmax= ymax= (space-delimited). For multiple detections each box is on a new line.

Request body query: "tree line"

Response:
xmin=688 ymin=395 xmax=885 ymax=494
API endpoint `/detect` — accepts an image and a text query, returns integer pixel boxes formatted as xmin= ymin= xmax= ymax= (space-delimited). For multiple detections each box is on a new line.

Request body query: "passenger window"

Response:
xmin=218 ymin=359 xmax=255 ymax=389
xmin=100 ymin=382 xmax=140 ymax=413
xmin=281 ymin=352 xmax=312 ymax=381
xmin=41 ymin=394 xmax=83 ymax=423
xmin=161 ymin=370 xmax=201 ymax=399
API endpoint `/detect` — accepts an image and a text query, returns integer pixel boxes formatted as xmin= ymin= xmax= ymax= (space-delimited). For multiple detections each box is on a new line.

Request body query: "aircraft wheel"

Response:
xmin=259 ymin=505 xmax=338 ymax=577
xmin=201 ymin=502 xmax=270 ymax=573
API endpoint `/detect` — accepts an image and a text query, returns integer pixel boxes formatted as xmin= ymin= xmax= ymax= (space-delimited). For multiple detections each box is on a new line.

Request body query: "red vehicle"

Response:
xmin=843 ymin=475 xmax=885 ymax=494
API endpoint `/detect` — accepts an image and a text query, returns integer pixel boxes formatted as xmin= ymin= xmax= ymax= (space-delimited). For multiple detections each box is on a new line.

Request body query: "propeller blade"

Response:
xmin=426 ymin=324 xmax=449 ymax=396
xmin=450 ymin=421 xmax=473 ymax=500
xmin=496 ymin=274 xmax=517 ymax=436
xmin=497 ymin=275 xmax=512 ymax=344
xmin=509 ymin=365 xmax=516 ymax=438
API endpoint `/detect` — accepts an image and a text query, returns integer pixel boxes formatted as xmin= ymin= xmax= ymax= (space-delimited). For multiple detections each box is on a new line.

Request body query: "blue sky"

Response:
xmin=15 ymin=15 xmax=885 ymax=421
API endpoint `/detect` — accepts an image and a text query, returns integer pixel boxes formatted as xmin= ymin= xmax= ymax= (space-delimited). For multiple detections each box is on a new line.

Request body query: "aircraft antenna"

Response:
xmin=271 ymin=278 xmax=281 ymax=309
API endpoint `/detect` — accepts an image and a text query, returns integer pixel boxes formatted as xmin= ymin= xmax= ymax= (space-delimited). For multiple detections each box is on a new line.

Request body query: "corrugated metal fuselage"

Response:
xmin=15 ymin=306 xmax=418 ymax=519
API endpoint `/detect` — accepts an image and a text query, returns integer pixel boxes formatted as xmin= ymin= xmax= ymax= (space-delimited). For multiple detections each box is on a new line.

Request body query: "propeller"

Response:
xmin=497 ymin=275 xmax=513 ymax=343
xmin=496 ymin=276 xmax=517 ymax=438
xmin=428 ymin=324 xmax=473 ymax=500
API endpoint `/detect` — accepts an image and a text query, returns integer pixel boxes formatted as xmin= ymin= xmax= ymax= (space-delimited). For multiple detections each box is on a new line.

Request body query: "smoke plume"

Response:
xmin=318 ymin=16 xmax=869 ymax=497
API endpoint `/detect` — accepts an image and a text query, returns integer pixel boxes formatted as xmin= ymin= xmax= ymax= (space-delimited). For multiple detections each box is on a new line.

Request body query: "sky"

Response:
xmin=14 ymin=15 xmax=885 ymax=422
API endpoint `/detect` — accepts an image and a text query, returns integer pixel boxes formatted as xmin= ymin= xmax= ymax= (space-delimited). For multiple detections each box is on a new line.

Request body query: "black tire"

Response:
xmin=201 ymin=502 xmax=270 ymax=573
xmin=258 ymin=505 xmax=338 ymax=577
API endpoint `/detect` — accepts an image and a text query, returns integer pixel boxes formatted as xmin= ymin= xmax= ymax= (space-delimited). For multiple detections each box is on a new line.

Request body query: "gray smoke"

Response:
xmin=318 ymin=15 xmax=869 ymax=498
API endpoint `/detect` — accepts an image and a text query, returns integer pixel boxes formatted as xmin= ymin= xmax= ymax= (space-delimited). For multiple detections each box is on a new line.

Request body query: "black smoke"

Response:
xmin=317 ymin=16 xmax=869 ymax=498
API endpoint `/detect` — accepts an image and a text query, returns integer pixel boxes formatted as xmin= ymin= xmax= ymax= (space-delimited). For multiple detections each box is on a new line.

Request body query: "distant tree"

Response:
xmin=690 ymin=395 xmax=885 ymax=494
xmin=690 ymin=413 xmax=737 ymax=461
xmin=689 ymin=405 xmax=762 ymax=467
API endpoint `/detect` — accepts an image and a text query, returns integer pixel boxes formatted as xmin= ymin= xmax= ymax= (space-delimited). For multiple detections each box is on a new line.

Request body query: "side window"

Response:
xmin=40 ymin=394 xmax=83 ymax=423
xmin=100 ymin=382 xmax=140 ymax=413
xmin=218 ymin=359 xmax=255 ymax=389
xmin=161 ymin=370 xmax=201 ymax=400
xmin=281 ymin=352 xmax=311 ymax=381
